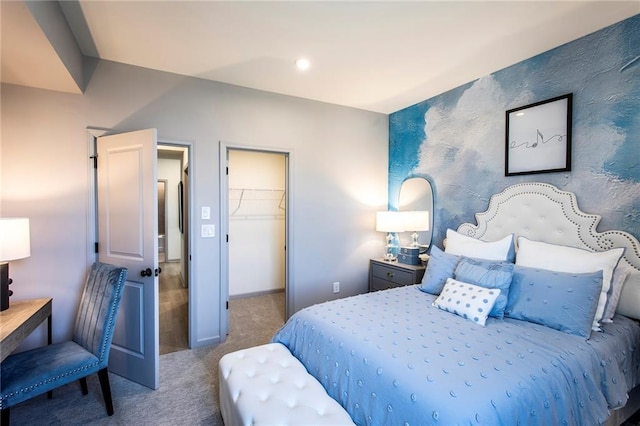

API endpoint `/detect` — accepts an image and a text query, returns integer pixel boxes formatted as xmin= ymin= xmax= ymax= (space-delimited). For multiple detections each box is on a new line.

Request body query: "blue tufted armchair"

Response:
xmin=0 ymin=262 xmax=127 ymax=424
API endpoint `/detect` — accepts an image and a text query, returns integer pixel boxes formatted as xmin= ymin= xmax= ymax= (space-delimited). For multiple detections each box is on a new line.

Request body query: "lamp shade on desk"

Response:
xmin=0 ymin=218 xmax=31 ymax=311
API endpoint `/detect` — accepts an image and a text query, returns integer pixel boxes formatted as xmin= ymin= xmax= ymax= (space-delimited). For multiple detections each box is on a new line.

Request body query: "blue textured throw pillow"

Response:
xmin=505 ymin=265 xmax=603 ymax=338
xmin=454 ymin=257 xmax=514 ymax=319
xmin=419 ymin=246 xmax=461 ymax=295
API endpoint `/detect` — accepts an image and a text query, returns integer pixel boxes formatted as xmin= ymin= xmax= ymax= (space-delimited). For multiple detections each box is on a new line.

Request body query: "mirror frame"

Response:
xmin=397 ymin=175 xmax=434 ymax=249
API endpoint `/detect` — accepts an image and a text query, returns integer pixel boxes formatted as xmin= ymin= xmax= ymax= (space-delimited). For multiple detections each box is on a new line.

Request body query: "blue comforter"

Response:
xmin=272 ymin=286 xmax=640 ymax=426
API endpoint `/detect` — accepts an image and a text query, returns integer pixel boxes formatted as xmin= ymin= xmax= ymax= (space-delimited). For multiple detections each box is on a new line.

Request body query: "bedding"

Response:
xmin=271 ymin=182 xmax=640 ymax=425
xmin=515 ymin=237 xmax=625 ymax=330
xmin=419 ymin=245 xmax=460 ymax=294
xmin=272 ymin=285 xmax=640 ymax=425
xmin=444 ymin=229 xmax=515 ymax=262
xmin=504 ymin=265 xmax=603 ymax=338
xmin=432 ymin=278 xmax=500 ymax=326
xmin=453 ymin=257 xmax=514 ymax=319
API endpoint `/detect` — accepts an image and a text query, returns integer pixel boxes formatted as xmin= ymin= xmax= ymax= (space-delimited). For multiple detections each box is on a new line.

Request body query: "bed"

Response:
xmin=272 ymin=182 xmax=640 ymax=425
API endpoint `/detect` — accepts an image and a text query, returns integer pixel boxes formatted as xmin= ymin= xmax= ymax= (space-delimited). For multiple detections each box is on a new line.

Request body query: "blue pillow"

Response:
xmin=504 ymin=265 xmax=603 ymax=338
xmin=454 ymin=257 xmax=514 ymax=319
xmin=419 ymin=246 xmax=460 ymax=295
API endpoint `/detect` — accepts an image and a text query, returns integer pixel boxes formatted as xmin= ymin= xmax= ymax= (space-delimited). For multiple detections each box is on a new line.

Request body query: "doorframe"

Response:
xmin=86 ymin=128 xmax=196 ymax=349
xmin=219 ymin=141 xmax=293 ymax=340
xmin=157 ymin=179 xmax=168 ymax=260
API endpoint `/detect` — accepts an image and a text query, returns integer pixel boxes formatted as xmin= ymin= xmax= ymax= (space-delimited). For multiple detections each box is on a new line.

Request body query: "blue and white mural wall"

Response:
xmin=390 ymin=15 xmax=639 ymax=247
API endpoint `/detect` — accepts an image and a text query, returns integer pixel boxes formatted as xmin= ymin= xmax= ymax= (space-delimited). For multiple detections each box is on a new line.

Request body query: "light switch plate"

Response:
xmin=201 ymin=206 xmax=211 ymax=220
xmin=201 ymin=224 xmax=215 ymax=238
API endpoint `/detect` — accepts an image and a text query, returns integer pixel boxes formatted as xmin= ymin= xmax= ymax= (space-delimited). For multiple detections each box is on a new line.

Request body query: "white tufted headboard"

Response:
xmin=457 ymin=182 xmax=640 ymax=320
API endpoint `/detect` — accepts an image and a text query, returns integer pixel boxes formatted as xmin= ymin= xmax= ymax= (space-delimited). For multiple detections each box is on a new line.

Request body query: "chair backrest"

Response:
xmin=73 ymin=262 xmax=127 ymax=365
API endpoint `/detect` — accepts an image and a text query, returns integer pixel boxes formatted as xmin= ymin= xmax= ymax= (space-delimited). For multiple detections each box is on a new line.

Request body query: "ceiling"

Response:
xmin=2 ymin=1 xmax=638 ymax=114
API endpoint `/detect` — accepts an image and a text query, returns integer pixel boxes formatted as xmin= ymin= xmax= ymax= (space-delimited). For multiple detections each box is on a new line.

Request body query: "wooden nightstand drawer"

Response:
xmin=371 ymin=263 xmax=414 ymax=285
xmin=369 ymin=259 xmax=426 ymax=292
xmin=370 ymin=277 xmax=399 ymax=292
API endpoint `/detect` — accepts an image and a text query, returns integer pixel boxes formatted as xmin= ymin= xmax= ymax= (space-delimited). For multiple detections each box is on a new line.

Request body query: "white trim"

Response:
xmin=87 ymin=129 xmax=198 ymax=349
xmin=86 ymin=127 xmax=109 ymax=269
xmin=158 ymin=138 xmax=196 ymax=349
xmin=219 ymin=141 xmax=294 ymax=340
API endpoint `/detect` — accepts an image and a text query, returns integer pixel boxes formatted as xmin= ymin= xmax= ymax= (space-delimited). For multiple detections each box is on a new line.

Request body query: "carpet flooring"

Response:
xmin=8 ymin=292 xmax=286 ymax=425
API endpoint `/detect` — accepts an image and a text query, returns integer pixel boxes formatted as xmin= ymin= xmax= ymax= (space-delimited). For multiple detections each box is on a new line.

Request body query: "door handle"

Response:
xmin=141 ymin=268 xmax=153 ymax=277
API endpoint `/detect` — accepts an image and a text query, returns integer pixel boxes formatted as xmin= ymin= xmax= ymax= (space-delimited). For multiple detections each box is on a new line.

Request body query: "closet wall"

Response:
xmin=228 ymin=150 xmax=286 ymax=297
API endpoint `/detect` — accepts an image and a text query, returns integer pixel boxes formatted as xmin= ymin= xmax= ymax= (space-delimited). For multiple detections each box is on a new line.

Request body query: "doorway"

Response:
xmin=157 ymin=145 xmax=190 ymax=354
xmin=88 ymin=128 xmax=194 ymax=388
xmin=220 ymin=144 xmax=291 ymax=339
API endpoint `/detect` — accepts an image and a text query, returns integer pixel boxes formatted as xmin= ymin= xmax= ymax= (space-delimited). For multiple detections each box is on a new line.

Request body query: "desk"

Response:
xmin=0 ymin=298 xmax=52 ymax=362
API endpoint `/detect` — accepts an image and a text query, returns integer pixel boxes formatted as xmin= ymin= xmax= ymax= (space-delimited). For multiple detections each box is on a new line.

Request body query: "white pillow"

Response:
xmin=432 ymin=278 xmax=500 ymax=326
xmin=445 ymin=229 xmax=514 ymax=261
xmin=515 ymin=237 xmax=624 ymax=330
xmin=601 ymin=264 xmax=631 ymax=323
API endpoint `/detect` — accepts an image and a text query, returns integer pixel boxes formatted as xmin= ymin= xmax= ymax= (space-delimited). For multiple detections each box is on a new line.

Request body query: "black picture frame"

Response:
xmin=505 ymin=93 xmax=572 ymax=176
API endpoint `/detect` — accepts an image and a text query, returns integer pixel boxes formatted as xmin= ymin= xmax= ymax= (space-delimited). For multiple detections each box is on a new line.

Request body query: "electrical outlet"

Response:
xmin=333 ymin=282 xmax=340 ymax=293
xmin=201 ymin=224 xmax=215 ymax=238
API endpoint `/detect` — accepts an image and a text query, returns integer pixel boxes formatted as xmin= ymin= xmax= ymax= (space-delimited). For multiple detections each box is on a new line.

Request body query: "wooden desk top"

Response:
xmin=0 ymin=298 xmax=52 ymax=362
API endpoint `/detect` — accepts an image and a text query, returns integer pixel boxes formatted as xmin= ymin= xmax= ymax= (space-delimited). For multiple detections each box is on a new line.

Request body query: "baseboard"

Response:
xmin=229 ymin=288 xmax=284 ymax=300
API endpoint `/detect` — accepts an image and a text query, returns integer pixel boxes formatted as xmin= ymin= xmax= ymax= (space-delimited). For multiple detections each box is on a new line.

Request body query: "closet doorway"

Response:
xmin=222 ymin=147 xmax=289 ymax=338
xmin=158 ymin=145 xmax=190 ymax=354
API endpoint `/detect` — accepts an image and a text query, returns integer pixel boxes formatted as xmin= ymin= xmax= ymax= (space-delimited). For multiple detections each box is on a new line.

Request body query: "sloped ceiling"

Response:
xmin=2 ymin=1 xmax=638 ymax=113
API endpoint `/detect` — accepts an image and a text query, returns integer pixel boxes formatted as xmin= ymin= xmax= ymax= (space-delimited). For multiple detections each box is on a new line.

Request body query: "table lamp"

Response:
xmin=376 ymin=211 xmax=405 ymax=261
xmin=0 ymin=218 xmax=31 ymax=311
xmin=402 ymin=211 xmax=429 ymax=247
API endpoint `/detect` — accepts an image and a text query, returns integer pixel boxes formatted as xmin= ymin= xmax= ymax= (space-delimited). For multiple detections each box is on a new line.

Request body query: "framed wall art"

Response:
xmin=505 ymin=93 xmax=572 ymax=176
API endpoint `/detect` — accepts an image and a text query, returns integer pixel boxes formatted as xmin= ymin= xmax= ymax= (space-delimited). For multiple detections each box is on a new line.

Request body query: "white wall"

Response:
xmin=228 ymin=150 xmax=285 ymax=297
xmin=0 ymin=58 xmax=388 ymax=350
xmin=158 ymin=156 xmax=182 ymax=261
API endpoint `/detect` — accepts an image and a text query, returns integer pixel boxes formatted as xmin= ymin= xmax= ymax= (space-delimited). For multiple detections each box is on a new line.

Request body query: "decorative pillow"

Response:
xmin=445 ymin=229 xmax=515 ymax=262
xmin=419 ymin=245 xmax=461 ymax=295
xmin=515 ymin=237 xmax=624 ymax=330
xmin=505 ymin=265 xmax=603 ymax=338
xmin=432 ymin=278 xmax=500 ymax=326
xmin=454 ymin=257 xmax=514 ymax=319
xmin=601 ymin=264 xmax=631 ymax=323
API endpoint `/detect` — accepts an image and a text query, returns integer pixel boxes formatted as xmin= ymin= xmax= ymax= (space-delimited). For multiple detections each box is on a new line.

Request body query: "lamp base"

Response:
xmin=1 ymin=262 xmax=12 ymax=311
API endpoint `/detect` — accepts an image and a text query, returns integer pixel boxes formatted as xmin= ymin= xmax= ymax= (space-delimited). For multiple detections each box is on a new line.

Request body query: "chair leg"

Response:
xmin=80 ymin=377 xmax=89 ymax=395
xmin=97 ymin=368 xmax=114 ymax=416
xmin=1 ymin=407 xmax=10 ymax=425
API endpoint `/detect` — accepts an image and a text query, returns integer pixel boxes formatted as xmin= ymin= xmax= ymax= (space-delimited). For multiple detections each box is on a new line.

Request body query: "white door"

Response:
xmin=97 ymin=129 xmax=159 ymax=390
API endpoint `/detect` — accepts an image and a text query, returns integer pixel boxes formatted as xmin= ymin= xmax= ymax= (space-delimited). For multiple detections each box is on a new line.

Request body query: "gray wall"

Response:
xmin=1 ymin=58 xmax=388 ymax=349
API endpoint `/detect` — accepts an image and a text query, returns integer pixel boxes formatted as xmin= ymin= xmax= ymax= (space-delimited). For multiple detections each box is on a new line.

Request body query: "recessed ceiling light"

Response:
xmin=295 ymin=58 xmax=310 ymax=71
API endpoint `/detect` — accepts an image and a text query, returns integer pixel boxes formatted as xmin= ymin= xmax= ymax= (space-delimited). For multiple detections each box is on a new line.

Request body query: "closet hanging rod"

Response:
xmin=230 ymin=188 xmax=286 ymax=216
xmin=229 ymin=188 xmax=285 ymax=192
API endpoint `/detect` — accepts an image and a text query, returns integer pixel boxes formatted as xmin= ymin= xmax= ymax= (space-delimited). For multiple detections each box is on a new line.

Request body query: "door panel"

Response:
xmin=97 ymin=129 xmax=159 ymax=389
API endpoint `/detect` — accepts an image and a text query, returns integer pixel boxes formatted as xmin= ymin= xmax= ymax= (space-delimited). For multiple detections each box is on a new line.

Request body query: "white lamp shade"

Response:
xmin=376 ymin=211 xmax=405 ymax=232
xmin=402 ymin=211 xmax=429 ymax=231
xmin=0 ymin=218 xmax=31 ymax=261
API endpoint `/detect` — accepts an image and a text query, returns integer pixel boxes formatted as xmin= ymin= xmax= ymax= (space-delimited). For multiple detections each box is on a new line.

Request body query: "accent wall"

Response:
xmin=389 ymin=15 xmax=639 ymax=246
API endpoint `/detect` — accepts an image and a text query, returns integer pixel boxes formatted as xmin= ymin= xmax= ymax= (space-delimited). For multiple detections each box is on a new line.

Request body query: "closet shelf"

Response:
xmin=229 ymin=188 xmax=286 ymax=218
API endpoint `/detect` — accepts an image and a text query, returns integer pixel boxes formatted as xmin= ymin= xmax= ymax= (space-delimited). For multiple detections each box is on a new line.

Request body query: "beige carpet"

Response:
xmin=8 ymin=292 xmax=285 ymax=425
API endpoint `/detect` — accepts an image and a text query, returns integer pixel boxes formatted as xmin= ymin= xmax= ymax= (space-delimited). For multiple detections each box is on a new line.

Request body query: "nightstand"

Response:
xmin=369 ymin=258 xmax=426 ymax=292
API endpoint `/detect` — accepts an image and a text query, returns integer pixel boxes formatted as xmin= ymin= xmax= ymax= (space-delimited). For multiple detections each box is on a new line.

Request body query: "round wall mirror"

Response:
xmin=398 ymin=177 xmax=433 ymax=248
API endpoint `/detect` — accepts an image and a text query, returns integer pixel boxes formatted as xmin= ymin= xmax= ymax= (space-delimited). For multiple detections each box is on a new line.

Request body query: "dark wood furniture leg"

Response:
xmin=98 ymin=368 xmax=114 ymax=416
xmin=47 ymin=313 xmax=53 ymax=399
xmin=80 ymin=377 xmax=89 ymax=395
